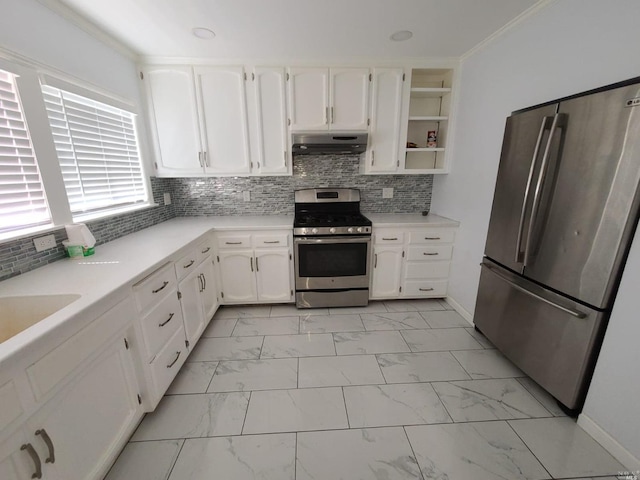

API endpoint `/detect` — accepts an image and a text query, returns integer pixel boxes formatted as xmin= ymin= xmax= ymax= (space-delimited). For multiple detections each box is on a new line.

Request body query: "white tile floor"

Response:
xmin=106 ymin=299 xmax=626 ymax=480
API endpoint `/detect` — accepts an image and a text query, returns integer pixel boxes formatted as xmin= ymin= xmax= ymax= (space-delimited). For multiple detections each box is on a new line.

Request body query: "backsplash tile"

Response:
xmin=0 ymin=177 xmax=176 ymax=282
xmin=170 ymin=155 xmax=433 ymax=216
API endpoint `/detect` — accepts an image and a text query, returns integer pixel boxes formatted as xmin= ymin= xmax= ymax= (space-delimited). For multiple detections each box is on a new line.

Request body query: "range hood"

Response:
xmin=291 ymin=132 xmax=368 ymax=155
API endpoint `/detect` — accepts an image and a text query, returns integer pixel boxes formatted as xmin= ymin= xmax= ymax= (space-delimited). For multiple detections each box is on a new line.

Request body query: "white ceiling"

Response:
xmin=54 ymin=0 xmax=542 ymax=60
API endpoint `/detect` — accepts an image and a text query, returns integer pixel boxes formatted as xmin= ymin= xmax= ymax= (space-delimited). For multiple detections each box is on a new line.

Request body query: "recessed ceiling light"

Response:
xmin=390 ymin=30 xmax=413 ymax=42
xmin=192 ymin=27 xmax=216 ymax=39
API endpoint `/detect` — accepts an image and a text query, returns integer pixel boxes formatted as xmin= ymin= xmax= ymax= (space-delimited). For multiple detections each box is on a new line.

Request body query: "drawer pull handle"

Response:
xmin=382 ymin=237 xmax=398 ymax=241
xmin=264 ymin=240 xmax=281 ymax=244
xmin=419 ymin=287 xmax=435 ymax=292
xmin=255 ymin=257 xmax=259 ymax=272
xmin=21 ymin=444 xmax=42 ymax=479
xmin=183 ymin=260 xmax=195 ymax=269
xmin=159 ymin=313 xmax=174 ymax=327
xmin=423 ymin=252 xmax=439 ymax=256
xmin=374 ymin=253 xmax=378 ymax=268
xmin=35 ymin=429 xmax=55 ymax=464
xmin=250 ymin=257 xmax=254 ymax=272
xmin=225 ymin=241 xmax=242 ymax=245
xmin=425 ymin=237 xmax=441 ymax=240
xmin=152 ymin=281 xmax=169 ymax=294
xmin=201 ymin=247 xmax=211 ymax=254
xmin=167 ymin=351 xmax=181 ymax=368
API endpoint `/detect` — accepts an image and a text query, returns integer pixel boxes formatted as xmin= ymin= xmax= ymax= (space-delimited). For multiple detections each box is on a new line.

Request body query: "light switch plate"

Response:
xmin=34 ymin=234 xmax=56 ymax=252
xmin=243 ymin=191 xmax=251 ymax=202
xmin=163 ymin=192 xmax=171 ymax=205
xmin=382 ymin=188 xmax=394 ymax=199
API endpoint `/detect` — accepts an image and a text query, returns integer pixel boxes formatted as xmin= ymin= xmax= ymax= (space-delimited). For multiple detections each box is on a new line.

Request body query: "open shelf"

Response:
xmin=408 ymin=116 xmax=448 ymax=121
xmin=405 ymin=148 xmax=445 ymax=152
xmin=410 ymin=87 xmax=451 ymax=99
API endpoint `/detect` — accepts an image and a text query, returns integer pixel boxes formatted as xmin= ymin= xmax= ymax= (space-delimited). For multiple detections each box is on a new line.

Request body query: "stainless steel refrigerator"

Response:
xmin=474 ymin=78 xmax=640 ymax=411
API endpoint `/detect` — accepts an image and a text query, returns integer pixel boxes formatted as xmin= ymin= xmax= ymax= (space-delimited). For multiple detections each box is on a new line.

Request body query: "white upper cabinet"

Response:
xmin=142 ymin=66 xmax=203 ymax=176
xmin=330 ymin=68 xmax=370 ymax=130
xmin=194 ymin=66 xmax=251 ymax=175
xmin=363 ymin=68 xmax=405 ymax=173
xmin=250 ymin=67 xmax=290 ymax=175
xmin=288 ymin=68 xmax=329 ymax=130
xmin=288 ymin=67 xmax=370 ymax=131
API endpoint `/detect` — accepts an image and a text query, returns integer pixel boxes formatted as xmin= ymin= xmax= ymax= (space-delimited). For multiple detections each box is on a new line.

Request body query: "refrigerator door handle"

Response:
xmin=482 ymin=262 xmax=587 ymax=318
xmin=515 ymin=116 xmax=553 ymax=263
xmin=524 ymin=113 xmax=567 ymax=266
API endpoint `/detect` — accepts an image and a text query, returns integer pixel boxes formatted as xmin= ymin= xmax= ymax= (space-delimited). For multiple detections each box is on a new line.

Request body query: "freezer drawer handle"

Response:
xmin=482 ymin=263 xmax=586 ymax=318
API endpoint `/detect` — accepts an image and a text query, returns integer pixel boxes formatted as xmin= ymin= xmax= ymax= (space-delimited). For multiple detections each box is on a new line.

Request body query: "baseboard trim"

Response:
xmin=443 ymin=296 xmax=474 ymax=326
xmin=578 ymin=413 xmax=640 ymax=471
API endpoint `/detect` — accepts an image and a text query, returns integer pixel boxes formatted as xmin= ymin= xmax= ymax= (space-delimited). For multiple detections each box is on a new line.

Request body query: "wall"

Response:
xmin=431 ymin=0 xmax=640 ymax=466
xmin=170 ymin=155 xmax=432 ymax=216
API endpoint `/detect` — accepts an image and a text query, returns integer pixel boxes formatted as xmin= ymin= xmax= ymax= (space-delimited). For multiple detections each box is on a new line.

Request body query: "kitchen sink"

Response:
xmin=0 ymin=294 xmax=81 ymax=343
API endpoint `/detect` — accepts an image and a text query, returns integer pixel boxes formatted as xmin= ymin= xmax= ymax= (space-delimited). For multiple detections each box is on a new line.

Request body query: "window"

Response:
xmin=42 ymin=85 xmax=146 ymax=217
xmin=0 ymin=69 xmax=51 ymax=234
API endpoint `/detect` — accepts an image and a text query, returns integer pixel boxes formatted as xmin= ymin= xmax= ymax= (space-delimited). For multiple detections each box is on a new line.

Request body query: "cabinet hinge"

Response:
xmin=154 ymin=162 xmax=158 ymax=170
xmin=290 ymin=289 xmax=293 ymax=297
xmin=251 ymin=72 xmax=255 ymax=81
xmin=124 ymin=338 xmax=129 ymax=350
xmin=369 ymin=73 xmax=372 ymax=81
xmin=289 ymin=253 xmax=292 ymax=260
xmin=185 ymin=340 xmax=190 ymax=348
xmin=367 ymin=118 xmax=370 ymax=126
xmin=402 ymin=73 xmax=406 ymax=81
xmin=140 ymin=71 xmax=144 ymax=80
xmin=399 ymin=286 xmax=402 ymax=293
xmin=402 ymin=250 xmax=405 ymax=257
xmin=177 ymin=291 xmax=182 ymax=300
xmin=397 ymin=159 xmax=400 ymax=167
xmin=244 ymin=72 xmax=247 ymax=81
xmin=286 ymin=72 xmax=290 ymax=81
xmin=137 ymin=394 xmax=142 ymax=405
xmin=217 ymin=255 xmax=220 ymax=262
xmin=288 ymin=118 xmax=291 ymax=126
xmin=221 ymin=291 xmax=224 ymax=298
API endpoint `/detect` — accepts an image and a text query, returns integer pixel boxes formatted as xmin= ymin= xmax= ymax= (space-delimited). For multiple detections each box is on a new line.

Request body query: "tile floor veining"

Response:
xmin=105 ymin=299 xmax=627 ymax=480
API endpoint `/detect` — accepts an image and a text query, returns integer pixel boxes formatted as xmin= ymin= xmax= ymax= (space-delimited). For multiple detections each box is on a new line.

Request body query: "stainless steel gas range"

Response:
xmin=293 ymin=188 xmax=372 ymax=308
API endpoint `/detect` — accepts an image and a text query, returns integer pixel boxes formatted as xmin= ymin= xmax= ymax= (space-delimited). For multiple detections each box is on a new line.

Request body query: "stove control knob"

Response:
xmin=347 ymin=227 xmax=354 ymax=233
xmin=329 ymin=227 xmax=336 ymax=234
xmin=311 ymin=228 xmax=318 ymax=234
xmin=357 ymin=227 xmax=363 ymax=233
xmin=301 ymin=228 xmax=307 ymax=235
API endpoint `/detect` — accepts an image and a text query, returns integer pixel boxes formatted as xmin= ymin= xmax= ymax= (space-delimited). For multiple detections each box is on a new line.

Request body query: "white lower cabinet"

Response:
xmin=215 ymin=230 xmax=293 ymax=304
xmin=0 ymin=429 xmax=34 ymax=480
xmin=179 ymin=256 xmax=218 ymax=347
xmin=370 ymin=226 xmax=457 ymax=299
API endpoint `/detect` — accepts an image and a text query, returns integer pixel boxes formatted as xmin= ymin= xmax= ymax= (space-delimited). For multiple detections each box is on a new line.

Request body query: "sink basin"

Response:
xmin=0 ymin=294 xmax=81 ymax=343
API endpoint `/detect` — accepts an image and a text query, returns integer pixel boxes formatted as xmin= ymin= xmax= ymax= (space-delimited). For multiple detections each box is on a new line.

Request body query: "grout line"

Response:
xmin=294 ymin=432 xmax=298 ymax=480
xmin=402 ymin=426 xmax=427 ymax=480
xmin=165 ymin=438 xmax=186 ymax=480
xmin=341 ymin=386 xmax=351 ymax=429
xmin=374 ymin=354 xmax=390 ymax=384
xmin=204 ymin=361 xmax=220 ymax=393
xmin=240 ymin=391 xmax=252 ymax=435
xmin=296 ymin=357 xmax=300 ymax=389
xmin=258 ymin=335 xmax=266 ymax=358
xmin=505 ymin=420 xmax=554 ymax=479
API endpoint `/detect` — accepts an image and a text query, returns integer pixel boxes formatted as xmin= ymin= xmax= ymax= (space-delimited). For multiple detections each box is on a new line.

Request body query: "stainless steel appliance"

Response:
xmin=294 ymin=188 xmax=372 ymax=308
xmin=475 ymin=77 xmax=640 ymax=411
xmin=291 ymin=132 xmax=368 ymax=155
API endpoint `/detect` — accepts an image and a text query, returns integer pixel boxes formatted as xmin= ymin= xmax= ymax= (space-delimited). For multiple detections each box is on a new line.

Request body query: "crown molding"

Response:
xmin=461 ymin=0 xmax=558 ymax=61
xmin=37 ymin=0 xmax=138 ymax=60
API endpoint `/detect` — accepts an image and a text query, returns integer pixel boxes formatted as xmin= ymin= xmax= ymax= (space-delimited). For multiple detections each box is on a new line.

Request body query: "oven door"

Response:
xmin=294 ymin=236 xmax=371 ymax=290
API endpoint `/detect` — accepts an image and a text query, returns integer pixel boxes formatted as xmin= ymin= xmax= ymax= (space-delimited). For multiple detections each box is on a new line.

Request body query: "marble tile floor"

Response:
xmin=105 ymin=299 xmax=627 ymax=480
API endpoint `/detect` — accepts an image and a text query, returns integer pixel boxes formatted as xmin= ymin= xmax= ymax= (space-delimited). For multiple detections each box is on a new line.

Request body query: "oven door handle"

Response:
xmin=294 ymin=236 xmax=371 ymax=245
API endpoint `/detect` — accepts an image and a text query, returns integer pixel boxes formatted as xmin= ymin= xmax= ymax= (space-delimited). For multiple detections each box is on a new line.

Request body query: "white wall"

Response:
xmin=0 ymin=0 xmax=139 ymax=101
xmin=431 ymin=0 xmax=640 ymax=466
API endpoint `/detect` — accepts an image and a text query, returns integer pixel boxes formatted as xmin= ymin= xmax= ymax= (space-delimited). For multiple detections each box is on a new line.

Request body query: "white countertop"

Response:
xmin=367 ymin=213 xmax=459 ymax=228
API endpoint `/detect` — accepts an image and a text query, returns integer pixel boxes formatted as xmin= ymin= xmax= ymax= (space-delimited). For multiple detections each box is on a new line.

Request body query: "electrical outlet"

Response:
xmin=243 ymin=191 xmax=251 ymax=202
xmin=163 ymin=192 xmax=171 ymax=205
xmin=33 ymin=234 xmax=57 ymax=252
xmin=382 ymin=188 xmax=394 ymax=199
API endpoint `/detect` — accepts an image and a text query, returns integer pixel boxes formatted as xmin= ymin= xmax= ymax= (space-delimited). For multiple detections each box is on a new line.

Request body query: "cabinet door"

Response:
xmin=199 ymin=257 xmax=219 ymax=325
xmin=179 ymin=268 xmax=206 ymax=347
xmin=330 ymin=68 xmax=370 ymax=130
xmin=288 ymin=68 xmax=329 ymax=131
xmin=252 ymin=67 xmax=290 ymax=175
xmin=366 ymin=68 xmax=404 ymax=173
xmin=142 ymin=66 xmax=203 ymax=176
xmin=371 ymin=246 xmax=404 ymax=298
xmin=195 ymin=66 xmax=251 ymax=174
xmin=255 ymin=248 xmax=292 ymax=302
xmin=27 ymin=336 xmax=141 ymax=480
xmin=0 ymin=429 xmax=37 ymax=480
xmin=217 ymin=250 xmax=258 ymax=303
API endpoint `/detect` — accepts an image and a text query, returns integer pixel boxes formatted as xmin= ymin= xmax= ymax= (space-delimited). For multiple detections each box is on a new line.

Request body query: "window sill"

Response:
xmin=0 ymin=223 xmax=63 ymax=244
xmin=72 ymin=202 xmax=160 ymax=224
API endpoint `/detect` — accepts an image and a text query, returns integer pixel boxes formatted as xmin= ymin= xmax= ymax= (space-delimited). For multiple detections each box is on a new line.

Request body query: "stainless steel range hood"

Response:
xmin=291 ymin=132 xmax=368 ymax=155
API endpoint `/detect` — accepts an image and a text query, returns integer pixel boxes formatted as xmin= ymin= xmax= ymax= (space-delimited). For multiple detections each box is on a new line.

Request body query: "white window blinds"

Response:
xmin=0 ymin=69 xmax=50 ymax=234
xmin=42 ymin=85 xmax=146 ymax=216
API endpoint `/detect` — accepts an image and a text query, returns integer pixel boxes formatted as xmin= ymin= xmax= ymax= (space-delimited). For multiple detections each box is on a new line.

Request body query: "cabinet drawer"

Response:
xmin=134 ymin=263 xmax=177 ymax=311
xmin=407 ymin=229 xmax=456 ymax=245
xmin=216 ymin=234 xmax=251 ymax=249
xmin=196 ymin=239 xmax=213 ymax=264
xmin=149 ymin=326 xmax=187 ymax=398
xmin=254 ymin=233 xmax=289 ymax=248
xmin=175 ymin=248 xmax=199 ymax=281
xmin=406 ymin=245 xmax=453 ymax=261
xmin=373 ymin=229 xmax=404 ymax=244
xmin=403 ymin=279 xmax=448 ymax=298
xmin=0 ymin=381 xmax=23 ymax=431
xmin=140 ymin=290 xmax=183 ymax=361
xmin=405 ymin=261 xmax=451 ymax=280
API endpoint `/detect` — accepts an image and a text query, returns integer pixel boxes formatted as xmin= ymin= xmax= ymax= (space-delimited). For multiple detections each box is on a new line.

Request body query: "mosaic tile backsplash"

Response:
xmin=170 ymin=155 xmax=433 ymax=216
xmin=0 ymin=155 xmax=432 ymax=280
xmin=0 ymin=177 xmax=176 ymax=282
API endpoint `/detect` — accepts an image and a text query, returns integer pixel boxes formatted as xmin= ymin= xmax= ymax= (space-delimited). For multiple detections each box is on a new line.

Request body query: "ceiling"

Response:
xmin=53 ymin=0 xmax=542 ymax=60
